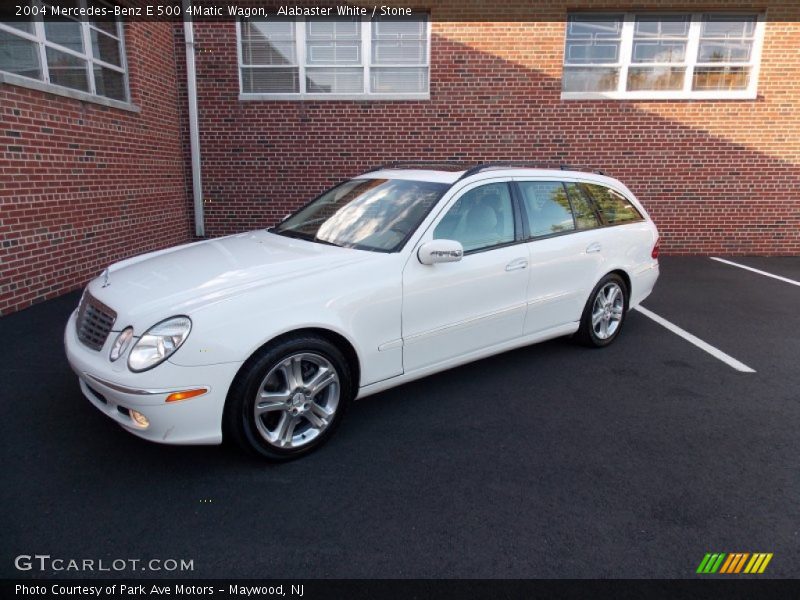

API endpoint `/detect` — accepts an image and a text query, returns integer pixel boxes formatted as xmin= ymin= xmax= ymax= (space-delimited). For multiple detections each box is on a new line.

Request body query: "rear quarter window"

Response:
xmin=583 ymin=183 xmax=644 ymax=225
xmin=564 ymin=182 xmax=601 ymax=230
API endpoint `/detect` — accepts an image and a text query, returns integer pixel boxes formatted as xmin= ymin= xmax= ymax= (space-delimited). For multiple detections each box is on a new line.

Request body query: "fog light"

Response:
xmin=129 ymin=410 xmax=150 ymax=428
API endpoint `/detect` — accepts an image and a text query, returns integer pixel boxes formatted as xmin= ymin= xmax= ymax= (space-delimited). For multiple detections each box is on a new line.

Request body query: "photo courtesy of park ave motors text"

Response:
xmin=1 ymin=0 xmax=799 ymax=589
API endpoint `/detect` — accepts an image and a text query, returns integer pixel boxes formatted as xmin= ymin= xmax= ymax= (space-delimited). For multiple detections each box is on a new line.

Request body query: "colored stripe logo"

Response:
xmin=697 ymin=553 xmax=773 ymax=574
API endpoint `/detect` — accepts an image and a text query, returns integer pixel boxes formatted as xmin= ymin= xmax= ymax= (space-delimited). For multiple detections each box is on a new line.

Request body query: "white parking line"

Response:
xmin=633 ymin=305 xmax=756 ymax=373
xmin=710 ymin=257 xmax=800 ymax=288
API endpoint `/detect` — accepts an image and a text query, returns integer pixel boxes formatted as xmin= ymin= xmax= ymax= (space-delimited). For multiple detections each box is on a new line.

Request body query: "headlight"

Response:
xmin=109 ymin=327 xmax=134 ymax=362
xmin=128 ymin=316 xmax=192 ymax=372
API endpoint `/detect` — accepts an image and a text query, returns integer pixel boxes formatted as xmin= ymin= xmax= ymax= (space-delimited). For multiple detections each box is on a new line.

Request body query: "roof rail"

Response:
xmin=361 ymin=161 xmax=607 ymax=179
xmin=363 ymin=160 xmax=471 ymax=173
xmin=456 ymin=161 xmax=605 ymax=181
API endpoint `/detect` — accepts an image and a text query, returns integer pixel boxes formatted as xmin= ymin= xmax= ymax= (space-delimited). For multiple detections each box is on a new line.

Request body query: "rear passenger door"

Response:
xmin=514 ymin=179 xmax=604 ymax=334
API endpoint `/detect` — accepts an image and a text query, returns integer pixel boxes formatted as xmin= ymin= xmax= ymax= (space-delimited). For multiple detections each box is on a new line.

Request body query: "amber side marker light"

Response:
xmin=166 ymin=388 xmax=208 ymax=403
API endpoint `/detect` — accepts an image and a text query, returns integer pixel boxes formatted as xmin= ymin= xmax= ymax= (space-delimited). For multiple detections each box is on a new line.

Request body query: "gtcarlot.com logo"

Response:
xmin=14 ymin=554 xmax=194 ymax=573
xmin=696 ymin=552 xmax=773 ymax=574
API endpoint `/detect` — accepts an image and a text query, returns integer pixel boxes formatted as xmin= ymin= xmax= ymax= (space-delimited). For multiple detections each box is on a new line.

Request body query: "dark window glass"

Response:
xmin=518 ymin=181 xmax=575 ymax=238
xmin=93 ymin=66 xmax=126 ymax=100
xmin=44 ymin=18 xmax=84 ymax=52
xmin=434 ymin=183 xmax=515 ymax=252
xmin=0 ymin=29 xmax=41 ymax=79
xmin=46 ymin=47 xmax=89 ymax=92
xmin=91 ymin=29 xmax=122 ymax=66
xmin=273 ymin=178 xmax=448 ymax=252
xmin=564 ymin=183 xmax=601 ymax=229
xmin=583 ymin=183 xmax=644 ymax=224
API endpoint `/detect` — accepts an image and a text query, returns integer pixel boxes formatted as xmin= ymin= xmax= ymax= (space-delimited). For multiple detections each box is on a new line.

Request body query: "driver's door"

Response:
xmin=401 ymin=180 xmax=529 ymax=372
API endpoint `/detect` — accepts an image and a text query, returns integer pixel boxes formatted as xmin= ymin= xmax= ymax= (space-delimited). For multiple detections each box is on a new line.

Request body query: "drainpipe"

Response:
xmin=183 ymin=0 xmax=204 ymax=237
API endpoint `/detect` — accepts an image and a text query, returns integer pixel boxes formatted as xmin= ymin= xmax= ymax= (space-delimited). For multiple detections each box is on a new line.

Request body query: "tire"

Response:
xmin=575 ymin=273 xmax=628 ymax=348
xmin=224 ymin=334 xmax=354 ymax=461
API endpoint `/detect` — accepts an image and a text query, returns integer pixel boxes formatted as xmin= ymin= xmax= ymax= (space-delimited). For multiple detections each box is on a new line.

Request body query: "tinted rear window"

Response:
xmin=583 ymin=184 xmax=644 ymax=225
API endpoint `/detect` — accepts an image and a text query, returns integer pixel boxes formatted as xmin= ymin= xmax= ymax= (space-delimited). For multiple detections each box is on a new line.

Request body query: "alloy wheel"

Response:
xmin=253 ymin=352 xmax=340 ymax=449
xmin=591 ymin=282 xmax=624 ymax=340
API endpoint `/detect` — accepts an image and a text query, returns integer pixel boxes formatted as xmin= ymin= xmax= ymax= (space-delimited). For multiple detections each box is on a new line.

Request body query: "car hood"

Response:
xmin=86 ymin=230 xmax=376 ymax=325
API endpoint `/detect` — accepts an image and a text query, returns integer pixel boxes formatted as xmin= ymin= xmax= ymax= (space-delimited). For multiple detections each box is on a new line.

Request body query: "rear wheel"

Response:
xmin=224 ymin=335 xmax=353 ymax=461
xmin=576 ymin=274 xmax=628 ymax=347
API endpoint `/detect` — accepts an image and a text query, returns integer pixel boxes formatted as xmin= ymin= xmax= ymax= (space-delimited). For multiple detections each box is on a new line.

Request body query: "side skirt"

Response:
xmin=355 ymin=322 xmax=579 ymax=400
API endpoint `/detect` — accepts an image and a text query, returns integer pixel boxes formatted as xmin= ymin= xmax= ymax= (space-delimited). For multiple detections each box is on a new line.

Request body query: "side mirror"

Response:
xmin=418 ymin=239 xmax=464 ymax=265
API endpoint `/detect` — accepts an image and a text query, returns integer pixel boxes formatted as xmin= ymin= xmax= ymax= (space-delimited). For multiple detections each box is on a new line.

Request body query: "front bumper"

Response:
xmin=65 ymin=310 xmax=242 ymax=445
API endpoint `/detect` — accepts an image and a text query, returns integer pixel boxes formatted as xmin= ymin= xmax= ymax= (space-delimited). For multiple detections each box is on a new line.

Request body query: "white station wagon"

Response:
xmin=65 ymin=164 xmax=660 ymax=460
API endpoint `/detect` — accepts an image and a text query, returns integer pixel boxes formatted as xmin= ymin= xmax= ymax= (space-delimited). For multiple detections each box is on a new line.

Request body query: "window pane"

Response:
xmin=44 ymin=19 xmax=85 ymax=53
xmin=562 ymin=67 xmax=619 ymax=92
xmin=93 ymin=66 xmax=125 ymax=100
xmin=306 ymin=67 xmax=363 ymax=93
xmin=583 ymin=184 xmax=643 ymax=224
xmin=564 ymin=183 xmax=600 ymax=230
xmin=241 ymin=20 xmax=296 ymax=66
xmin=46 ymin=47 xmax=89 ymax=91
xmin=631 ymin=41 xmax=686 ymax=63
xmin=697 ymin=15 xmax=755 ymax=64
xmin=91 ymin=29 xmax=122 ymax=66
xmin=372 ymin=40 xmax=426 ymax=64
xmin=372 ymin=16 xmax=427 ymax=65
xmin=0 ymin=29 xmax=41 ymax=79
xmin=307 ymin=18 xmax=359 ymax=38
xmin=434 ymin=183 xmax=514 ymax=252
xmin=370 ymin=67 xmax=428 ymax=93
xmin=565 ymin=15 xmax=622 ymax=65
xmin=692 ymin=66 xmax=750 ymax=90
xmin=2 ymin=0 xmax=35 ymax=33
xmin=306 ymin=18 xmax=361 ymax=65
xmin=88 ymin=2 xmax=119 ymax=37
xmin=1 ymin=20 xmax=34 ymax=34
xmin=241 ymin=67 xmax=299 ymax=93
xmin=564 ymin=41 xmax=620 ymax=64
xmin=306 ymin=41 xmax=360 ymax=64
xmin=567 ymin=15 xmax=623 ymax=39
xmin=697 ymin=41 xmax=752 ymax=63
xmin=701 ymin=16 xmax=756 ymax=38
xmin=627 ymin=66 xmax=685 ymax=91
xmin=373 ymin=17 xmax=426 ymax=39
xmin=634 ymin=16 xmax=689 ymax=38
xmin=632 ymin=16 xmax=688 ymax=64
xmin=519 ymin=182 xmax=575 ymax=238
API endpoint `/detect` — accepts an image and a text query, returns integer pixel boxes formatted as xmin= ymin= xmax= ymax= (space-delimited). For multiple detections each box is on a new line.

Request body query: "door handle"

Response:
xmin=505 ymin=258 xmax=528 ymax=271
xmin=586 ymin=242 xmax=602 ymax=254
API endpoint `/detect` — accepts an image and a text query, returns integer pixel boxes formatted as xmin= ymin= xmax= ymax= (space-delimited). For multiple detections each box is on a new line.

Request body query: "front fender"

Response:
xmin=168 ymin=260 xmax=405 ymax=387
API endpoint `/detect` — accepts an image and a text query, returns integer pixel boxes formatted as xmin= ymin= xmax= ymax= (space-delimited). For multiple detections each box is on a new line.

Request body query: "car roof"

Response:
xmin=357 ymin=166 xmax=624 ymax=187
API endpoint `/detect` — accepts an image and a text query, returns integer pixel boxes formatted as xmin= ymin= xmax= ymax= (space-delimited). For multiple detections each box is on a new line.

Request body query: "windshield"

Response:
xmin=272 ymin=178 xmax=449 ymax=252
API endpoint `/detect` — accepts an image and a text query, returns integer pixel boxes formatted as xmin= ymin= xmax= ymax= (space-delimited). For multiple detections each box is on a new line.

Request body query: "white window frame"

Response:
xmin=237 ymin=16 xmax=431 ymax=101
xmin=561 ymin=12 xmax=766 ymax=101
xmin=0 ymin=0 xmax=131 ymax=109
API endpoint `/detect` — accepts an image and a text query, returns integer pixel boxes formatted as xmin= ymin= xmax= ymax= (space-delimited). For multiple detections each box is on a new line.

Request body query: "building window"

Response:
xmin=238 ymin=15 xmax=430 ymax=99
xmin=0 ymin=0 xmax=128 ymax=102
xmin=562 ymin=12 xmax=764 ymax=100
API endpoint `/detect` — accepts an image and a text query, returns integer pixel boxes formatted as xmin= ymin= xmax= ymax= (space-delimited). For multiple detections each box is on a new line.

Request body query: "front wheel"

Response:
xmin=576 ymin=274 xmax=628 ymax=348
xmin=224 ymin=334 xmax=353 ymax=461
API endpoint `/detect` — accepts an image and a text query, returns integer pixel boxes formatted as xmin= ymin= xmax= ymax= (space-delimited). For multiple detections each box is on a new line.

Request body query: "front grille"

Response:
xmin=76 ymin=292 xmax=117 ymax=351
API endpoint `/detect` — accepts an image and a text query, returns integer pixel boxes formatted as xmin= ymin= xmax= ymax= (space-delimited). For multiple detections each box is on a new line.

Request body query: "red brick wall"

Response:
xmin=191 ymin=1 xmax=800 ymax=255
xmin=0 ymin=20 xmax=190 ymax=316
xmin=2 ymin=2 xmax=798 ymax=316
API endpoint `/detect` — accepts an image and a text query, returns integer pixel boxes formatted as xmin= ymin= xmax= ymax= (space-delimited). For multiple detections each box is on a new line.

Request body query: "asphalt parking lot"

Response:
xmin=1 ymin=256 xmax=798 ymax=579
